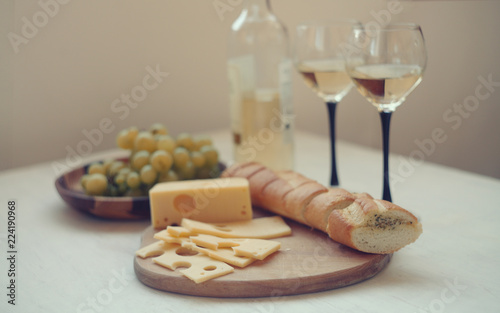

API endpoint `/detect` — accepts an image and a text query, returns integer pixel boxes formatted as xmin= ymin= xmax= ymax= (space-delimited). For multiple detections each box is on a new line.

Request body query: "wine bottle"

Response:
xmin=227 ymin=0 xmax=294 ymax=171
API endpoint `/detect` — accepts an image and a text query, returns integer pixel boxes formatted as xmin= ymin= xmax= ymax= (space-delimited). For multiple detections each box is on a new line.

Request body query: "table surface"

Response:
xmin=1 ymin=129 xmax=499 ymax=313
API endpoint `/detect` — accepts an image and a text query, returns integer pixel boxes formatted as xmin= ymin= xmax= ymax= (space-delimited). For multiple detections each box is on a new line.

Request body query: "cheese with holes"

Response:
xmin=149 ymin=177 xmax=253 ymax=228
xmin=136 ymin=216 xmax=291 ymax=284
xmin=151 ymin=244 xmax=234 ymax=283
xmin=188 ymin=235 xmax=281 ymax=260
xmin=182 ymin=242 xmax=256 ymax=268
xmin=181 ymin=216 xmax=292 ymax=239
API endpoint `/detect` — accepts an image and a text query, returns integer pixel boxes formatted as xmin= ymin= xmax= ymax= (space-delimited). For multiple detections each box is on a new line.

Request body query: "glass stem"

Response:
xmin=380 ymin=111 xmax=392 ymax=202
xmin=326 ymin=101 xmax=339 ymax=186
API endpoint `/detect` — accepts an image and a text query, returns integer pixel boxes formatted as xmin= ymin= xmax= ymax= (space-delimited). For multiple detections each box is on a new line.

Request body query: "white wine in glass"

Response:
xmin=296 ymin=59 xmax=354 ymax=104
xmin=345 ymin=23 xmax=427 ymax=201
xmin=294 ymin=19 xmax=360 ymax=186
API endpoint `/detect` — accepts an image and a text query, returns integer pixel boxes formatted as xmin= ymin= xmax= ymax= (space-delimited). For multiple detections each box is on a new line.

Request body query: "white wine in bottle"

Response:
xmin=227 ymin=0 xmax=294 ymax=171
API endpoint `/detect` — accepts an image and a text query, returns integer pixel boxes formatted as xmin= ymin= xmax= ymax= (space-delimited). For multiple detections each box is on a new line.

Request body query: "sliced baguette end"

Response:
xmin=327 ymin=198 xmax=422 ymax=254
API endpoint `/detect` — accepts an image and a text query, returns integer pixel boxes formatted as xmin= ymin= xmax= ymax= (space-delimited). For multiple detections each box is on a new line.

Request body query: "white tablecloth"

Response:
xmin=1 ymin=129 xmax=498 ymax=313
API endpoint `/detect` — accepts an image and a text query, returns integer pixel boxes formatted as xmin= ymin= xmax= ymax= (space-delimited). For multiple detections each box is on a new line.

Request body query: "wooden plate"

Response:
xmin=134 ymin=210 xmax=391 ymax=298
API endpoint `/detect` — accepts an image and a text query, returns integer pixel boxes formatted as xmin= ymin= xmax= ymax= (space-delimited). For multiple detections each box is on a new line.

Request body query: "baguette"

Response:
xmin=222 ymin=162 xmax=422 ymax=254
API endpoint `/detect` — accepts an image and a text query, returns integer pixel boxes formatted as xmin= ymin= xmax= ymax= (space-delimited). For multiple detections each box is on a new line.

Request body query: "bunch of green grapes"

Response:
xmin=80 ymin=123 xmax=220 ymax=197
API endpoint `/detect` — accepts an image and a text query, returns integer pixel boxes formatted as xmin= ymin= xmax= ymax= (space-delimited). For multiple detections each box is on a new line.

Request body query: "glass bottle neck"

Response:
xmin=245 ymin=0 xmax=271 ymax=10
xmin=244 ymin=0 xmax=273 ymax=20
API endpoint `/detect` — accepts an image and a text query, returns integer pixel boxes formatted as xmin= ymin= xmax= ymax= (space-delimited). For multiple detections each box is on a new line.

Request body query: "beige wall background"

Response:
xmin=1 ymin=0 xmax=499 ymax=180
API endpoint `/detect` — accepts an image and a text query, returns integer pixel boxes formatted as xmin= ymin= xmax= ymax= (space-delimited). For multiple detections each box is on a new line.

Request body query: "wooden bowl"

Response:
xmin=55 ymin=160 xmax=226 ymax=220
xmin=55 ymin=160 xmax=150 ymax=219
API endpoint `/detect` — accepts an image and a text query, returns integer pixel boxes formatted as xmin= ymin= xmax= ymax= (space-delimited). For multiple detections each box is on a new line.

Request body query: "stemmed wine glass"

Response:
xmin=344 ymin=23 xmax=427 ymax=201
xmin=294 ymin=19 xmax=361 ymax=186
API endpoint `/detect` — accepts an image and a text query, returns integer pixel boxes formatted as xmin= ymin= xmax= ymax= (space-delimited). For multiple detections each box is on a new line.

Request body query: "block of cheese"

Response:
xmin=181 ymin=216 xmax=292 ymax=239
xmin=149 ymin=177 xmax=253 ymax=228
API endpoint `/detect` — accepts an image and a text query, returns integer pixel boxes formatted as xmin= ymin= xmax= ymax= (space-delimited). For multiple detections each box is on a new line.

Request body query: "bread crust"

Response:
xmin=282 ymin=181 xmax=327 ymax=223
xmin=353 ymin=192 xmax=374 ymax=200
xmin=232 ymin=162 xmax=266 ymax=179
xmin=220 ymin=162 xmax=249 ymax=178
xmin=304 ymin=188 xmax=356 ymax=232
xmin=247 ymin=168 xmax=280 ymax=207
xmin=260 ymin=179 xmax=299 ymax=215
xmin=326 ymin=209 xmax=357 ymax=249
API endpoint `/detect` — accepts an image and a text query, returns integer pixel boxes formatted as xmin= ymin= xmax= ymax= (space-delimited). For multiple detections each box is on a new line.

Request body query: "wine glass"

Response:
xmin=294 ymin=19 xmax=361 ymax=186
xmin=344 ymin=23 xmax=427 ymax=201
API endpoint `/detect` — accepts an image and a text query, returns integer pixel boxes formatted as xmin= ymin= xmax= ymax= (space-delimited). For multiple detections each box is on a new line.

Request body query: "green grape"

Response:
xmin=177 ymin=161 xmax=196 ymax=180
xmin=107 ymin=184 xmax=119 ymax=197
xmin=150 ymin=150 xmax=173 ymax=173
xmin=124 ymin=188 xmax=146 ymax=197
xmin=114 ymin=172 xmax=127 ymax=185
xmin=193 ymin=136 xmax=213 ymax=151
xmin=80 ymin=174 xmax=90 ymax=189
xmin=156 ymin=135 xmax=177 ymax=154
xmin=102 ymin=159 xmax=114 ymax=174
xmin=85 ymin=173 xmax=108 ymax=196
xmin=140 ymin=164 xmax=157 ymax=185
xmin=116 ymin=129 xmax=134 ymax=150
xmin=196 ymin=166 xmax=219 ymax=179
xmin=209 ymin=165 xmax=221 ymax=178
xmin=117 ymin=182 xmax=128 ymax=195
xmin=117 ymin=167 xmax=131 ymax=176
xmin=158 ymin=170 xmax=179 ymax=183
xmin=131 ymin=150 xmax=150 ymax=171
xmin=134 ymin=131 xmax=156 ymax=153
xmin=108 ymin=161 xmax=126 ymax=177
xmin=87 ymin=162 xmax=105 ymax=175
xmin=173 ymin=147 xmax=190 ymax=168
xmin=176 ymin=133 xmax=195 ymax=151
xmin=128 ymin=126 xmax=139 ymax=142
xmin=126 ymin=171 xmax=141 ymax=189
xmin=149 ymin=123 xmax=168 ymax=136
xmin=190 ymin=151 xmax=206 ymax=168
xmin=200 ymin=145 xmax=219 ymax=167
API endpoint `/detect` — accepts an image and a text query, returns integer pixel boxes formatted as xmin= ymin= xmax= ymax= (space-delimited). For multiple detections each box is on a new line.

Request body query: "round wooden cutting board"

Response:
xmin=134 ymin=212 xmax=391 ymax=298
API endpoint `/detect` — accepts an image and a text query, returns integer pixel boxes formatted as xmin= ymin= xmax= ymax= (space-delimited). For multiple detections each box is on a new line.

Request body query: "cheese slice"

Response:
xmin=190 ymin=234 xmax=244 ymax=250
xmin=166 ymin=226 xmax=192 ymax=237
xmin=182 ymin=242 xmax=255 ymax=268
xmin=135 ymin=240 xmax=170 ymax=258
xmin=189 ymin=235 xmax=281 ymax=260
xmin=181 ymin=216 xmax=292 ymax=239
xmin=152 ymin=244 xmax=234 ymax=283
xmin=153 ymin=230 xmax=191 ymax=245
xmin=231 ymin=239 xmax=281 ymax=260
xmin=149 ymin=177 xmax=253 ymax=228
